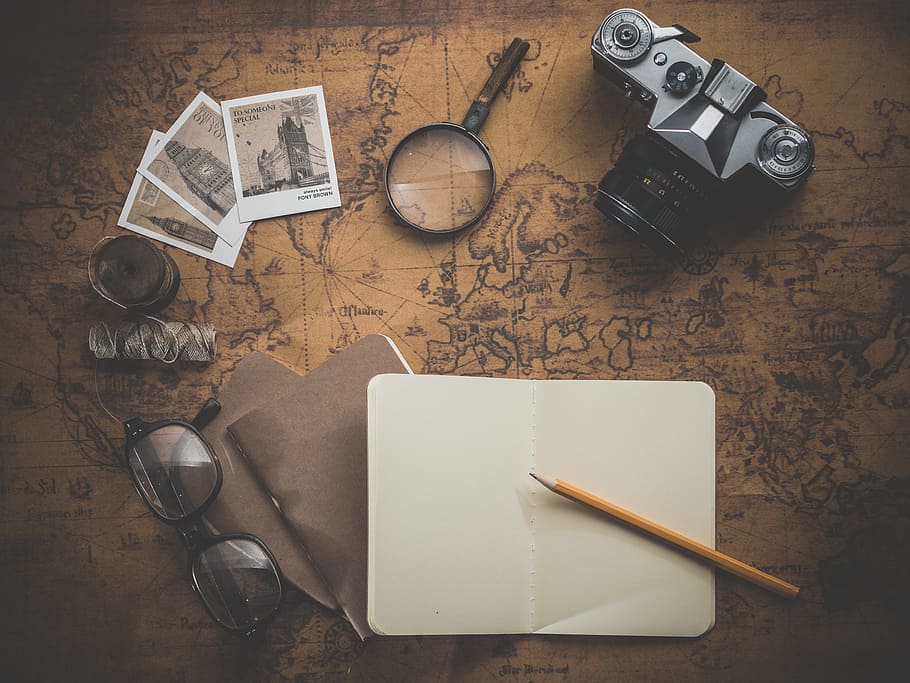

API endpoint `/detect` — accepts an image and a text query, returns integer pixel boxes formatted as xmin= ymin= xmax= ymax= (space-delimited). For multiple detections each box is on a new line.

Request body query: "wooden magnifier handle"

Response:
xmin=462 ymin=37 xmax=530 ymax=133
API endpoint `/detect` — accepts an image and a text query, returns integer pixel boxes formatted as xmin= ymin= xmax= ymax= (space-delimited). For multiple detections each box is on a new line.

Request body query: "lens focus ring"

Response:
xmin=594 ymin=136 xmax=718 ymax=254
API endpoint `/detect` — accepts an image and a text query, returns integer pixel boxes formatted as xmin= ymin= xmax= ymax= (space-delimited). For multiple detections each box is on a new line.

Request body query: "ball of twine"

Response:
xmin=89 ymin=319 xmax=216 ymax=362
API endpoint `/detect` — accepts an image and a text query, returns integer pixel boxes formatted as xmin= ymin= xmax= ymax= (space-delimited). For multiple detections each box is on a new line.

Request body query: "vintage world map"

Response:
xmin=1 ymin=1 xmax=908 ymax=681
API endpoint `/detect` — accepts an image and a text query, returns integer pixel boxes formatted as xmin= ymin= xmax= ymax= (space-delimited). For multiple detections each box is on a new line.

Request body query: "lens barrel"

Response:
xmin=595 ymin=135 xmax=717 ymax=254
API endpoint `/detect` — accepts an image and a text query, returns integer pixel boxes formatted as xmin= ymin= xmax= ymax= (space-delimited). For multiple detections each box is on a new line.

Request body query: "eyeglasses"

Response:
xmin=123 ymin=399 xmax=286 ymax=636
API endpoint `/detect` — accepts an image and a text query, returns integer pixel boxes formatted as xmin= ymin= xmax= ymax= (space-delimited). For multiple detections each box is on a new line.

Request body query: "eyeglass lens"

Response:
xmin=128 ymin=424 xmax=219 ymax=520
xmin=192 ymin=538 xmax=283 ymax=631
xmin=386 ymin=126 xmax=494 ymax=233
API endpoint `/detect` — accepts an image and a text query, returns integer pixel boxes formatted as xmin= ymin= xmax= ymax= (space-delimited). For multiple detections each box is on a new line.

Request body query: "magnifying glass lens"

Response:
xmin=386 ymin=125 xmax=494 ymax=233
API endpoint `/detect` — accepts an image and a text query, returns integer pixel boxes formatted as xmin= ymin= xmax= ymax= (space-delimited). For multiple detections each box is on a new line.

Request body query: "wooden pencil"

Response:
xmin=529 ymin=473 xmax=800 ymax=601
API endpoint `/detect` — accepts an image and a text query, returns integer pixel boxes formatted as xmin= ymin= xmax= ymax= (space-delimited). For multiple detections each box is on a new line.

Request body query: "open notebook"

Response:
xmin=367 ymin=374 xmax=716 ymax=637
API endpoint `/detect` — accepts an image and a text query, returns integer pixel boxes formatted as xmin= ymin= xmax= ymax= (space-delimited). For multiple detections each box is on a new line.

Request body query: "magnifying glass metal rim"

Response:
xmin=384 ymin=121 xmax=497 ymax=235
xmin=383 ymin=37 xmax=530 ymax=236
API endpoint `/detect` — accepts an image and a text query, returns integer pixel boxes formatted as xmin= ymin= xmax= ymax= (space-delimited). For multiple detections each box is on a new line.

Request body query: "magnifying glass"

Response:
xmin=385 ymin=37 xmax=530 ymax=234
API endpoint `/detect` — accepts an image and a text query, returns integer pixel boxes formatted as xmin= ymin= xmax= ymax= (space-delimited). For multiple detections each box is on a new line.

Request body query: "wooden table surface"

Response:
xmin=1 ymin=1 xmax=909 ymax=681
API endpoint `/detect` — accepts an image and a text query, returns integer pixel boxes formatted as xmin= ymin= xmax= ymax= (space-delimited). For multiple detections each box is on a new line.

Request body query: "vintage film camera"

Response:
xmin=591 ymin=8 xmax=814 ymax=254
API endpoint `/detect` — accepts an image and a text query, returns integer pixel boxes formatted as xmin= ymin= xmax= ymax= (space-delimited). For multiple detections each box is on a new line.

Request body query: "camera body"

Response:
xmin=591 ymin=8 xmax=814 ymax=254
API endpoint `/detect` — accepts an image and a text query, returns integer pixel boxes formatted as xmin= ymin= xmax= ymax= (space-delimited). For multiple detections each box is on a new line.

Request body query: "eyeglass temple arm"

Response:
xmin=192 ymin=398 xmax=222 ymax=430
xmin=123 ymin=398 xmax=220 ymax=439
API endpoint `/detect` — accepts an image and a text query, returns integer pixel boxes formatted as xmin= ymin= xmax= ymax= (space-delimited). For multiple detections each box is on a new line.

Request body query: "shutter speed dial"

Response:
xmin=757 ymin=125 xmax=814 ymax=180
xmin=600 ymin=10 xmax=653 ymax=62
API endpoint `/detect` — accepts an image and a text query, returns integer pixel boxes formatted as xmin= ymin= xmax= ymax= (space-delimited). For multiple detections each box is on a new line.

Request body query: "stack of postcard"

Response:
xmin=118 ymin=88 xmax=341 ymax=267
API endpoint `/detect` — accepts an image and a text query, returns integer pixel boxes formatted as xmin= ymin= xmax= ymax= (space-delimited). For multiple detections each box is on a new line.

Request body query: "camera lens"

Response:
xmin=594 ymin=135 xmax=717 ymax=254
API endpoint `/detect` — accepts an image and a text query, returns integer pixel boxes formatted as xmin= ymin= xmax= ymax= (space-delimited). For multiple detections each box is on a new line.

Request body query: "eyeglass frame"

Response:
xmin=122 ymin=399 xmax=291 ymax=637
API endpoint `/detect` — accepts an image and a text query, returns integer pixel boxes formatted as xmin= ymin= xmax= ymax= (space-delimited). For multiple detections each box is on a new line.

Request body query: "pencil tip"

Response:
xmin=529 ymin=472 xmax=557 ymax=491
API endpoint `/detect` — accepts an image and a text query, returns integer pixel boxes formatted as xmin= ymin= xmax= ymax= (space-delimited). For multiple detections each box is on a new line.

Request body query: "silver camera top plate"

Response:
xmin=592 ymin=8 xmax=814 ymax=189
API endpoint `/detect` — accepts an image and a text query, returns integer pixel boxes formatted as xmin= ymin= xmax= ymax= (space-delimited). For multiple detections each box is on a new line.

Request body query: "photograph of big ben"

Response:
xmin=138 ymin=92 xmax=247 ymax=245
xmin=119 ymin=131 xmax=246 ymax=268
xmin=223 ymin=86 xmax=341 ymax=222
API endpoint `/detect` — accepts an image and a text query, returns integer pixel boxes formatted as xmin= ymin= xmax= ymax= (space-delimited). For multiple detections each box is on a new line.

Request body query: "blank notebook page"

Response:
xmin=367 ymin=375 xmax=534 ymax=635
xmin=367 ymin=374 xmax=715 ymax=636
xmin=532 ymin=379 xmax=715 ymax=636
